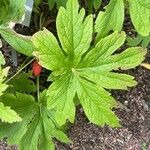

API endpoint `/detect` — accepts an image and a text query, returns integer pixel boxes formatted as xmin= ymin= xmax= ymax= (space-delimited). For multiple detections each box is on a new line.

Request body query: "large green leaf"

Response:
xmin=128 ymin=0 xmax=150 ymax=36
xmin=0 ymin=93 xmax=69 ymax=150
xmin=32 ymin=0 xmax=146 ymax=127
xmin=95 ymin=0 xmax=124 ymax=41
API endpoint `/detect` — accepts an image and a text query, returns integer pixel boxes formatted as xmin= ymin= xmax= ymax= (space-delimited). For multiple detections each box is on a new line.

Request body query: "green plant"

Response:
xmin=0 ymin=57 xmax=70 ymax=149
xmin=0 ymin=0 xmax=148 ymax=149
xmin=0 ymin=0 xmax=69 ymax=149
xmin=31 ymin=0 xmax=146 ymax=127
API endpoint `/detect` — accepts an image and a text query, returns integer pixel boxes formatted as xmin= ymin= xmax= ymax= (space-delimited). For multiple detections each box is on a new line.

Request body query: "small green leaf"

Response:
xmin=95 ymin=0 xmax=124 ymax=40
xmin=48 ymin=0 xmax=56 ymax=10
xmin=94 ymin=0 xmax=102 ymax=10
xmin=56 ymin=0 xmax=67 ymax=8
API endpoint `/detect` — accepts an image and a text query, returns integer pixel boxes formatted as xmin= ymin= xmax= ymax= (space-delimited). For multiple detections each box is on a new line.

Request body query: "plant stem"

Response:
xmin=5 ymin=58 xmax=35 ymax=84
xmin=37 ymin=76 xmax=40 ymax=102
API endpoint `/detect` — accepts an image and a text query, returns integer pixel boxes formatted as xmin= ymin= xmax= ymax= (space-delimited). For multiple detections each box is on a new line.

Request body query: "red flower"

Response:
xmin=32 ymin=60 xmax=42 ymax=77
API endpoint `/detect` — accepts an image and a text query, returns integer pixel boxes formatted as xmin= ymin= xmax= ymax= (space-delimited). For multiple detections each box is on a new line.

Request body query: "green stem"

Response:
xmin=5 ymin=58 xmax=35 ymax=84
xmin=37 ymin=76 xmax=40 ymax=102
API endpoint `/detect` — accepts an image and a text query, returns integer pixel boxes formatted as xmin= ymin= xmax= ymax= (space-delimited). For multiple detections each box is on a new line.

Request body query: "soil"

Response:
xmin=0 ymin=0 xmax=150 ymax=150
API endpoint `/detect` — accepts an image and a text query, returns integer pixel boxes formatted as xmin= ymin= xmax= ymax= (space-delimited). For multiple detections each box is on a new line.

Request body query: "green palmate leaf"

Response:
xmin=32 ymin=0 xmax=146 ymax=127
xmin=95 ymin=0 xmax=124 ymax=41
xmin=128 ymin=0 xmax=150 ymax=36
xmin=0 ymin=93 xmax=69 ymax=150
xmin=0 ymin=29 xmax=34 ymax=56
xmin=0 ymin=102 xmax=22 ymax=123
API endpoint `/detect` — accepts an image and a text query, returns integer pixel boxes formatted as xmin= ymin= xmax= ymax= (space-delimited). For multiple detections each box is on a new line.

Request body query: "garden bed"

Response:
xmin=0 ymin=0 xmax=150 ymax=149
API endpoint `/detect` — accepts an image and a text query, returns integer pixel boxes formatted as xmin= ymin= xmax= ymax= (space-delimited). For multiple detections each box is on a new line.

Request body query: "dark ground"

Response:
xmin=0 ymin=0 xmax=150 ymax=150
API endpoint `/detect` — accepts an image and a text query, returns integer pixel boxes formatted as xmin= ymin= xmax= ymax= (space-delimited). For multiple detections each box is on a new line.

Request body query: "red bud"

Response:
xmin=32 ymin=60 xmax=42 ymax=77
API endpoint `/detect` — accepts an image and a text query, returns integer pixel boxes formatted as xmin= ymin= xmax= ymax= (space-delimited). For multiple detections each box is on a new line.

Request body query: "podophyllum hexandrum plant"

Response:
xmin=32 ymin=0 xmax=146 ymax=127
xmin=0 ymin=0 xmax=148 ymax=149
